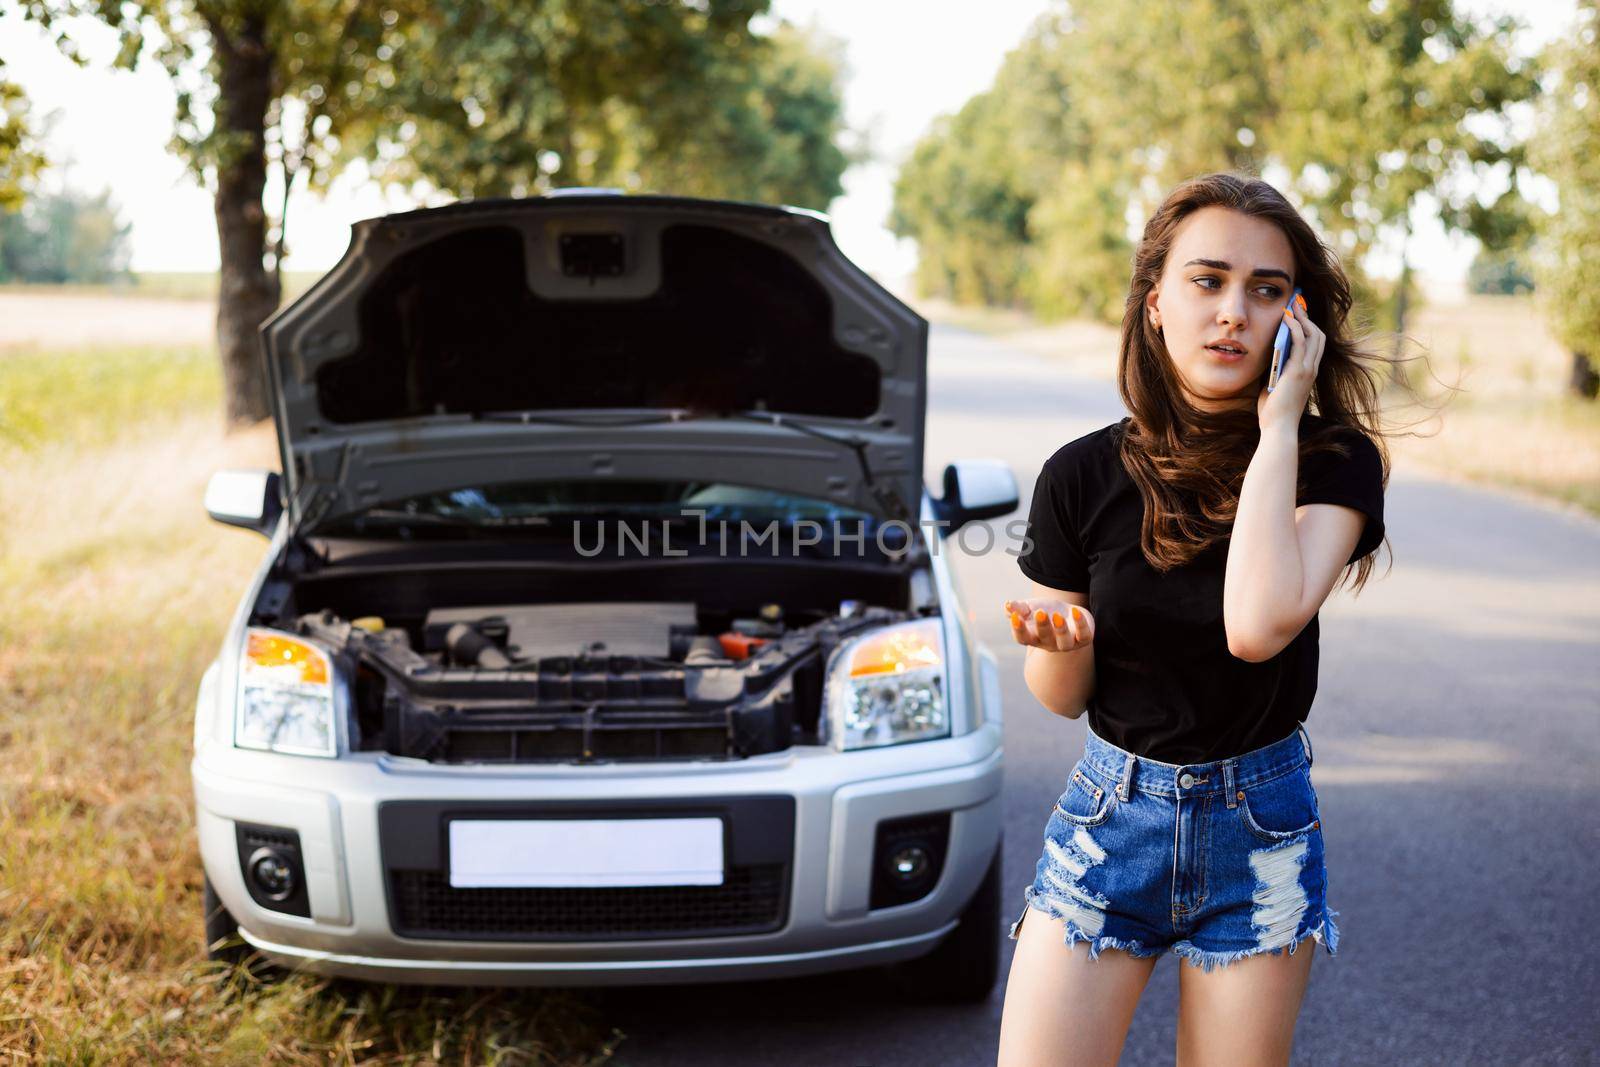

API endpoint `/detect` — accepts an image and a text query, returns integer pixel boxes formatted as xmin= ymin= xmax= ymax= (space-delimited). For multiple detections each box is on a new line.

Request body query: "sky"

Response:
xmin=0 ymin=0 xmax=1578 ymax=289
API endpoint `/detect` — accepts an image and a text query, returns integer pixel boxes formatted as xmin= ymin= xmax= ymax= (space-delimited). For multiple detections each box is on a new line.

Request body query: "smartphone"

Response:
xmin=1267 ymin=287 xmax=1305 ymax=394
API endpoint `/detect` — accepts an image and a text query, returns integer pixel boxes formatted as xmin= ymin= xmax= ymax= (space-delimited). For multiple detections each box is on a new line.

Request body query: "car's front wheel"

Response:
xmin=891 ymin=843 xmax=1001 ymax=1003
xmin=202 ymin=873 xmax=253 ymax=968
xmin=204 ymin=872 xmax=290 ymax=981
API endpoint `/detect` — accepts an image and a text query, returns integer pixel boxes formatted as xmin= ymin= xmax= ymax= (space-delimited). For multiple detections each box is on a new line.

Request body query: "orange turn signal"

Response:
xmin=244 ymin=630 xmax=329 ymax=687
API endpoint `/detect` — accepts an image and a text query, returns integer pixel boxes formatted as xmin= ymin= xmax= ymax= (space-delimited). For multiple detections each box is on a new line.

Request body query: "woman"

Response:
xmin=994 ymin=172 xmax=1392 ymax=1067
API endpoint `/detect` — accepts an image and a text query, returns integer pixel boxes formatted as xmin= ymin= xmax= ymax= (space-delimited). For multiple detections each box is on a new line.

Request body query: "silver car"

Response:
xmin=194 ymin=192 xmax=1016 ymax=1001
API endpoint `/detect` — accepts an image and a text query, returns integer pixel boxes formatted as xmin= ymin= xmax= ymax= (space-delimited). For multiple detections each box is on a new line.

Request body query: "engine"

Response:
xmin=291 ymin=598 xmax=910 ymax=763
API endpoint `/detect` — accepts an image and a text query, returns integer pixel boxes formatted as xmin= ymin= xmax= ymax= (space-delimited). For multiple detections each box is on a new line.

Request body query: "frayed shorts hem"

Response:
xmin=1008 ymin=897 xmax=1342 ymax=971
xmin=1006 ymin=897 xmax=1167 ymax=962
xmin=1171 ymin=907 xmax=1341 ymax=972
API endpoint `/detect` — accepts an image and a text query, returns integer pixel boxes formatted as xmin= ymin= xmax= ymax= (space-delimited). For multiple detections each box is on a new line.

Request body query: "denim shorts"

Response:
xmin=1007 ymin=721 xmax=1340 ymax=971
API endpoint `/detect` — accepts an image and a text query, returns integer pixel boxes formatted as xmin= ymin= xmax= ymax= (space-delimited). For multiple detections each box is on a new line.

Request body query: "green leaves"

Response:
xmin=0 ymin=67 xmax=47 ymax=210
xmin=1527 ymin=0 xmax=1600 ymax=359
xmin=894 ymin=0 xmax=1547 ymax=326
xmin=340 ymin=4 xmax=847 ymax=208
xmin=0 ymin=187 xmax=133 ymax=283
xmin=18 ymin=0 xmax=847 ymax=211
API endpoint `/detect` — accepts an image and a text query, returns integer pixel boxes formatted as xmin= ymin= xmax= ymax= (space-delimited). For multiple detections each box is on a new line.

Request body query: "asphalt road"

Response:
xmin=594 ymin=323 xmax=1600 ymax=1066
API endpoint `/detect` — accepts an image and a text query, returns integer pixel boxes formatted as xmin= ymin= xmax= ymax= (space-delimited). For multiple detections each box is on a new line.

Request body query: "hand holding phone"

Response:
xmin=1267 ymin=287 xmax=1305 ymax=394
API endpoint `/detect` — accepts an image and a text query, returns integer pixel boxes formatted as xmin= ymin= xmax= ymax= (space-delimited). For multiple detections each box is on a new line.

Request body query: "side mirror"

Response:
xmin=204 ymin=469 xmax=283 ymax=536
xmin=934 ymin=459 xmax=1019 ymax=534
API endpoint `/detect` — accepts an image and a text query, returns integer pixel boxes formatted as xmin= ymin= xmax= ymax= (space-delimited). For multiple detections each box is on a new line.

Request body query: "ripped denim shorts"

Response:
xmin=1007 ymin=720 xmax=1340 ymax=971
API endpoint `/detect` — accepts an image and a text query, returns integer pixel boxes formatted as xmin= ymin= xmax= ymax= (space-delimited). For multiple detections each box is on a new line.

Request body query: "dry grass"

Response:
xmin=1404 ymin=291 xmax=1573 ymax=397
xmin=0 ymin=354 xmax=625 ymax=1064
xmin=1383 ymin=293 xmax=1600 ymax=515
xmin=911 ymin=291 xmax=1600 ymax=519
xmin=0 ymin=271 xmax=323 ymax=303
xmin=0 ymin=274 xmax=320 ymax=351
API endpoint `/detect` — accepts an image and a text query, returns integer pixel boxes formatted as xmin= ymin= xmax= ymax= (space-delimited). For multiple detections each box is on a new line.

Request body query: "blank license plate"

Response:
xmin=447 ymin=817 xmax=725 ymax=888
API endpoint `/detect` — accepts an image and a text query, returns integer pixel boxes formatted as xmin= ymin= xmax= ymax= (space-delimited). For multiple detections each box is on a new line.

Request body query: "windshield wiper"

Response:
xmin=367 ymin=509 xmax=554 ymax=526
xmin=327 ymin=510 xmax=560 ymax=537
xmin=722 ymin=410 xmax=911 ymax=521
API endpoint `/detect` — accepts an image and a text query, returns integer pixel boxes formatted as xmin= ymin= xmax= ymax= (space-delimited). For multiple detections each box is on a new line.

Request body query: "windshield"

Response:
xmin=318 ymin=478 xmax=888 ymax=538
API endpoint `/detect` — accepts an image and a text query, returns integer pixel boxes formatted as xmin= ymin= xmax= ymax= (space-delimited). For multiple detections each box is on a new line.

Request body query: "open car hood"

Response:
xmin=261 ymin=193 xmax=928 ymax=534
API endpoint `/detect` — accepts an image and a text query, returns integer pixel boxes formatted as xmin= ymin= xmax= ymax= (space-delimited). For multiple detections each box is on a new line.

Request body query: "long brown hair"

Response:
xmin=1117 ymin=172 xmax=1407 ymax=595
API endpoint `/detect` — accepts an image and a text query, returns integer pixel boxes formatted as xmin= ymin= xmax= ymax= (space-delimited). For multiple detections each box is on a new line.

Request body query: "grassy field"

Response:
xmin=916 ymin=291 xmax=1600 ymax=519
xmin=1389 ymin=293 xmax=1600 ymax=516
xmin=0 ymin=345 xmax=221 ymax=449
xmin=0 ymin=350 xmax=623 ymax=1063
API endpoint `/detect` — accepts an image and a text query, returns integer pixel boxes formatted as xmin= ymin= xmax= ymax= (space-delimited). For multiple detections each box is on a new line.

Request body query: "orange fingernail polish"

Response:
xmin=1052 ymin=612 xmax=1066 ymax=628
xmin=1034 ymin=609 xmax=1047 ymax=623
xmin=1296 ymin=294 xmax=1307 ymax=310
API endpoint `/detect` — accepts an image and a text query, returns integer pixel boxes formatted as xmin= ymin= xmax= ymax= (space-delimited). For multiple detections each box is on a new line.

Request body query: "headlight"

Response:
xmin=824 ymin=617 xmax=948 ymax=751
xmin=235 ymin=627 xmax=338 ymax=757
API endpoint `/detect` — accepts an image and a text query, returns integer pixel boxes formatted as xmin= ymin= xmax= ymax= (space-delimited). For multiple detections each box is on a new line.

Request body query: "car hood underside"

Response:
xmin=260 ymin=195 xmax=928 ymax=534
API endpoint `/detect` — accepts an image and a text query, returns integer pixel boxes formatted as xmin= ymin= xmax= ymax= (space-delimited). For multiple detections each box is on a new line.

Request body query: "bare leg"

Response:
xmin=1174 ymin=943 xmax=1315 ymax=1066
xmin=996 ymin=906 xmax=1160 ymax=1067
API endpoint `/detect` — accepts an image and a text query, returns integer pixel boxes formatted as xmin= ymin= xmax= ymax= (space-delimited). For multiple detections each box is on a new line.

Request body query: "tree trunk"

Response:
xmin=1389 ymin=229 xmax=1411 ymax=390
xmin=1570 ymin=351 xmax=1598 ymax=400
xmin=210 ymin=12 xmax=279 ymax=426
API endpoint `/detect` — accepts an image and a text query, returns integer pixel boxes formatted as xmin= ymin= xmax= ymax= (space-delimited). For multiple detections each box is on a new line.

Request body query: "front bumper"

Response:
xmin=193 ymin=723 xmax=1003 ymax=986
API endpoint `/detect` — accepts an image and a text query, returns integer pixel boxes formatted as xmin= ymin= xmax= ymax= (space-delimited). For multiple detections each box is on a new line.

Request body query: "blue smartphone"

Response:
xmin=1267 ymin=287 xmax=1304 ymax=394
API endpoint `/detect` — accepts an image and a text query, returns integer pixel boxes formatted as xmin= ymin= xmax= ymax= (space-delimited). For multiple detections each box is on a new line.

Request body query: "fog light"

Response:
xmin=248 ymin=848 xmax=296 ymax=900
xmin=870 ymin=812 xmax=950 ymax=910
xmin=890 ymin=845 xmax=930 ymax=882
xmin=233 ymin=822 xmax=310 ymax=917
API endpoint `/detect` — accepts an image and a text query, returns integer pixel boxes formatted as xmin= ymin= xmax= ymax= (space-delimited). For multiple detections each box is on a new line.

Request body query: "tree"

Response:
xmin=892 ymin=1 xmax=1277 ymax=319
xmin=20 ymin=1 xmax=850 ymax=424
xmin=1258 ymin=0 xmax=1542 ymax=384
xmin=1526 ymin=0 xmax=1600 ymax=400
xmin=0 ymin=61 xmax=47 ymax=209
xmin=893 ymin=0 xmax=1543 ymax=362
xmin=20 ymin=0 xmax=424 ymax=421
xmin=1466 ymin=245 xmax=1535 ymax=296
xmin=890 ymin=14 xmax=1076 ymax=309
xmin=352 ymin=15 xmax=850 ymax=210
xmin=614 ymin=22 xmax=856 ymax=210
xmin=0 ymin=186 xmax=132 ymax=282
xmin=890 ymin=88 xmax=1035 ymax=306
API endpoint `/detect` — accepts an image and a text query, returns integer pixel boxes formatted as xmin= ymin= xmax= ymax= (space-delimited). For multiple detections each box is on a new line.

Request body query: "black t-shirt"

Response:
xmin=1017 ymin=414 xmax=1385 ymax=763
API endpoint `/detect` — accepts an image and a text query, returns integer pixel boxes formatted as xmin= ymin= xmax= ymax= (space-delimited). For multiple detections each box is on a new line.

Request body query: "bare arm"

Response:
xmin=1005 ymin=580 xmax=1096 ymax=719
xmin=1227 ymin=295 xmax=1366 ymax=662
xmin=1227 ymin=429 xmax=1365 ymax=662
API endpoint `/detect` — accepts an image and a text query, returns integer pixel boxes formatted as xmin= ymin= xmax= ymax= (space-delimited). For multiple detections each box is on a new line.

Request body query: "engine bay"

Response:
xmin=291 ymin=596 xmax=919 ymax=763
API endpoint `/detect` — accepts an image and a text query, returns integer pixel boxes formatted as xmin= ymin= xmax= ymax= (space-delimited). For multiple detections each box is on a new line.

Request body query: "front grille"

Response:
xmin=381 ymin=661 xmax=803 ymax=763
xmin=389 ymin=864 xmax=788 ymax=941
xmin=439 ymin=717 xmax=732 ymax=763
